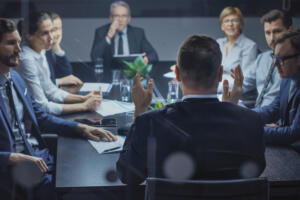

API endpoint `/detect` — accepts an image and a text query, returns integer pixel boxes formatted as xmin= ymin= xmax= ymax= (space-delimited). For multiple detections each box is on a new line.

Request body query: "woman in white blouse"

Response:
xmin=17 ymin=11 xmax=101 ymax=115
xmin=217 ymin=7 xmax=257 ymax=92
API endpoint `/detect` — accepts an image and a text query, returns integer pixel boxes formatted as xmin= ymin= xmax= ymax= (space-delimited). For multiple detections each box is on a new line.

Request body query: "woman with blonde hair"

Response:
xmin=217 ymin=6 xmax=257 ymax=92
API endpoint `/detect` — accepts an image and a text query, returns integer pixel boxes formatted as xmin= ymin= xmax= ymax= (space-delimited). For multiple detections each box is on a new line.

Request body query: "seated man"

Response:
xmin=0 ymin=18 xmax=116 ymax=200
xmin=117 ymin=35 xmax=266 ymax=185
xmin=241 ymin=9 xmax=293 ymax=108
xmin=252 ymin=30 xmax=300 ymax=145
xmin=46 ymin=12 xmax=83 ymax=94
xmin=90 ymin=1 xmax=158 ymax=81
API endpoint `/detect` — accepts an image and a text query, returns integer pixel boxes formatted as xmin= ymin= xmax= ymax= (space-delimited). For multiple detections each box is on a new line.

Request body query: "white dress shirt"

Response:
xmin=17 ymin=46 xmax=68 ymax=115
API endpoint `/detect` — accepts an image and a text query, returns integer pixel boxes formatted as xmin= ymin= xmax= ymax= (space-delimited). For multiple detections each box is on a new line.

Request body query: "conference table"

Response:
xmin=55 ymin=61 xmax=300 ymax=199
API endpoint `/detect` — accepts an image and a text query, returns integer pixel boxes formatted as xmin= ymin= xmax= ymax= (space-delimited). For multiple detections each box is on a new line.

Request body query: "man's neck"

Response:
xmin=181 ymin=85 xmax=218 ymax=96
xmin=0 ymin=63 xmax=11 ymax=77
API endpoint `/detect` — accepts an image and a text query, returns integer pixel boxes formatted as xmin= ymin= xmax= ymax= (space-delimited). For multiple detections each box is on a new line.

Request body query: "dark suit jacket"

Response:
xmin=0 ymin=70 xmax=79 ymax=196
xmin=117 ymin=98 xmax=266 ymax=185
xmin=254 ymin=79 xmax=300 ymax=144
xmin=90 ymin=24 xmax=158 ymax=81
xmin=46 ymin=50 xmax=73 ymax=84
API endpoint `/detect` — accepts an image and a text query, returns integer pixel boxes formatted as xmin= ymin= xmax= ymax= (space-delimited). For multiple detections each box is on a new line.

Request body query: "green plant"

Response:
xmin=149 ymin=97 xmax=171 ymax=110
xmin=122 ymin=56 xmax=152 ymax=79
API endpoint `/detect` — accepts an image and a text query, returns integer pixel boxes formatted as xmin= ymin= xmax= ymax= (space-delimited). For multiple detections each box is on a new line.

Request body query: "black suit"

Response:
xmin=117 ymin=98 xmax=266 ymax=185
xmin=90 ymin=24 xmax=158 ymax=81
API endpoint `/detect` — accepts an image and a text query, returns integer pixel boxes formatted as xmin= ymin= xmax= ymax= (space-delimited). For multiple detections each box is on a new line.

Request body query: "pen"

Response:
xmin=103 ymin=146 xmax=121 ymax=153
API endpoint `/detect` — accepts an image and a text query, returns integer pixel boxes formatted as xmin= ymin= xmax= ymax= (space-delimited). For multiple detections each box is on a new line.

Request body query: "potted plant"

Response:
xmin=122 ymin=56 xmax=152 ymax=79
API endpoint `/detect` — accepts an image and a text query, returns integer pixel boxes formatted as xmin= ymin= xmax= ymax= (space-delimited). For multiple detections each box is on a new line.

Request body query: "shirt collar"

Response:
xmin=0 ymin=72 xmax=11 ymax=87
xmin=223 ymin=34 xmax=244 ymax=48
xmin=120 ymin=26 xmax=127 ymax=35
xmin=22 ymin=46 xmax=44 ymax=60
xmin=182 ymin=94 xmax=218 ymax=101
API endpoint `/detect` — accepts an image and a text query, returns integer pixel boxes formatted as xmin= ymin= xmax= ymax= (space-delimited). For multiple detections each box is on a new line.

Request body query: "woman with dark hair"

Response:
xmin=217 ymin=6 xmax=257 ymax=92
xmin=17 ymin=11 xmax=102 ymax=115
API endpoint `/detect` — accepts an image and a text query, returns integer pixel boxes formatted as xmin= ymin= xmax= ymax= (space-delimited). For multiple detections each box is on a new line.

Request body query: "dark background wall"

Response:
xmin=1 ymin=0 xmax=299 ymax=61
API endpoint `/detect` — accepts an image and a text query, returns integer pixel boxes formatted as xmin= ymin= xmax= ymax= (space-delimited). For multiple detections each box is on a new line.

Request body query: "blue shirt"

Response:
xmin=217 ymin=34 xmax=257 ymax=93
xmin=242 ymin=50 xmax=281 ymax=107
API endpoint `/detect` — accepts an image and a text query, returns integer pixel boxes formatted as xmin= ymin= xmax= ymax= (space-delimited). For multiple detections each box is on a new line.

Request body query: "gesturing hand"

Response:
xmin=222 ymin=65 xmax=244 ymax=104
xmin=132 ymin=71 xmax=154 ymax=118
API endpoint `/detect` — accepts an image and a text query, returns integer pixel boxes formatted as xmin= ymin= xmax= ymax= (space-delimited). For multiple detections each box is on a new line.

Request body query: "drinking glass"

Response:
xmin=167 ymin=80 xmax=179 ymax=103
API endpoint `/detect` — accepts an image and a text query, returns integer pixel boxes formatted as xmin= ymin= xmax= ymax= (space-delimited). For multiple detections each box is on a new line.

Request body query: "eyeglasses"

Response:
xmin=112 ymin=14 xmax=129 ymax=19
xmin=222 ymin=18 xmax=240 ymax=24
xmin=272 ymin=53 xmax=300 ymax=67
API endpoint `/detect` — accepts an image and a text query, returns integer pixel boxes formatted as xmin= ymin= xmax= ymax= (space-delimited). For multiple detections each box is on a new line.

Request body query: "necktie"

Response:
xmin=255 ymin=64 xmax=275 ymax=107
xmin=118 ymin=32 xmax=123 ymax=55
xmin=5 ymin=79 xmax=34 ymax=155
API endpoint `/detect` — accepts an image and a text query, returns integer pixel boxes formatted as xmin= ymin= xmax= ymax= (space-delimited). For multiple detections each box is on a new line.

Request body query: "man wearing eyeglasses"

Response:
xmin=241 ymin=10 xmax=293 ymax=108
xmin=251 ymin=30 xmax=300 ymax=145
xmin=90 ymin=1 xmax=158 ymax=81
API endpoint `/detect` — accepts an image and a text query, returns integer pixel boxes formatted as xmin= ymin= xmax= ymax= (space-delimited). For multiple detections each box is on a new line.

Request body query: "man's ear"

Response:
xmin=218 ymin=65 xmax=223 ymax=82
xmin=175 ymin=65 xmax=181 ymax=82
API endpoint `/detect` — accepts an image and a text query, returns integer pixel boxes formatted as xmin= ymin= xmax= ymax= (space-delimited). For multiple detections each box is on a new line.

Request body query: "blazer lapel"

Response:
xmin=289 ymin=84 xmax=300 ymax=125
xmin=280 ymin=80 xmax=290 ymax=122
xmin=11 ymin=74 xmax=46 ymax=148
xmin=11 ymin=75 xmax=38 ymax=126
xmin=127 ymin=25 xmax=135 ymax=54
xmin=0 ymin=93 xmax=16 ymax=150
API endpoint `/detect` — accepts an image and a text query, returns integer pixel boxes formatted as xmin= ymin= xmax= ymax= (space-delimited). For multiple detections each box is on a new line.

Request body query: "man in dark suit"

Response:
xmin=117 ymin=35 xmax=266 ymax=185
xmin=0 ymin=18 xmax=116 ymax=200
xmin=90 ymin=1 xmax=158 ymax=81
xmin=252 ymin=30 xmax=300 ymax=145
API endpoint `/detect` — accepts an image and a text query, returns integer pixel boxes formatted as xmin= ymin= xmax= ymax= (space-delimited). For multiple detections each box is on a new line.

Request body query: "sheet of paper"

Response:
xmin=96 ymin=100 xmax=135 ymax=117
xmin=80 ymin=82 xmax=112 ymax=93
xmin=88 ymin=135 xmax=125 ymax=154
xmin=163 ymin=71 xmax=176 ymax=79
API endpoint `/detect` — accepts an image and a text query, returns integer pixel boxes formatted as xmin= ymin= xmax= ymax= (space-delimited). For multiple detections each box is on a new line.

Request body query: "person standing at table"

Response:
xmin=241 ymin=10 xmax=293 ymax=108
xmin=90 ymin=1 xmax=158 ymax=81
xmin=0 ymin=18 xmax=116 ymax=200
xmin=16 ymin=11 xmax=101 ymax=115
xmin=217 ymin=6 xmax=257 ymax=93
xmin=117 ymin=35 xmax=266 ymax=185
xmin=46 ymin=12 xmax=83 ymax=94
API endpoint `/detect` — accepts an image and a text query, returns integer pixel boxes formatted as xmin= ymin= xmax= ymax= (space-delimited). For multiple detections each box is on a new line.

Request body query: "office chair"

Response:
xmin=145 ymin=177 xmax=269 ymax=200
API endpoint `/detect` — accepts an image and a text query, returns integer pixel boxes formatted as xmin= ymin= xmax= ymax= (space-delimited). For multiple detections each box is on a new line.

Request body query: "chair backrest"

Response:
xmin=145 ymin=177 xmax=269 ymax=200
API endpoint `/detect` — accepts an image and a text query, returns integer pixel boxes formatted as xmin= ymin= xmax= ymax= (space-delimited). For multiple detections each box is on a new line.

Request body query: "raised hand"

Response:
xmin=222 ymin=65 xmax=244 ymax=104
xmin=106 ymin=20 xmax=119 ymax=40
xmin=132 ymin=71 xmax=154 ymax=118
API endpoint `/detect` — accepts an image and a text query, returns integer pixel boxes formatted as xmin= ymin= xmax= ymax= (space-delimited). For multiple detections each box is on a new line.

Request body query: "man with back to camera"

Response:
xmin=116 ymin=35 xmax=266 ymax=185
xmin=90 ymin=1 xmax=158 ymax=81
xmin=241 ymin=9 xmax=293 ymax=108
xmin=0 ymin=18 xmax=116 ymax=200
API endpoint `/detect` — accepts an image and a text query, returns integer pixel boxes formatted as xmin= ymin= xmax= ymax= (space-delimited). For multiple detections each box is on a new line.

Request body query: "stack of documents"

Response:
xmin=88 ymin=135 xmax=125 ymax=154
xmin=96 ymin=99 xmax=135 ymax=117
xmin=80 ymin=82 xmax=112 ymax=93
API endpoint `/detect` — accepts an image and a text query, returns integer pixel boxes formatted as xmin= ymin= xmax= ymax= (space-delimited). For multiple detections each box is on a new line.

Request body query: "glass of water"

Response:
xmin=167 ymin=80 xmax=179 ymax=103
xmin=112 ymin=70 xmax=121 ymax=85
xmin=120 ymin=79 xmax=131 ymax=102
